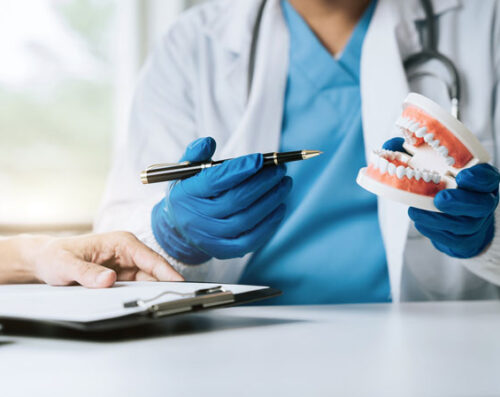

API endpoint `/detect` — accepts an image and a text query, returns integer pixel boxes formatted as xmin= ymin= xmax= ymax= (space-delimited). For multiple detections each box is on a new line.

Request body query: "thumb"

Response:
xmin=456 ymin=163 xmax=500 ymax=193
xmin=382 ymin=137 xmax=409 ymax=154
xmin=180 ymin=137 xmax=216 ymax=162
xmin=70 ymin=260 xmax=117 ymax=288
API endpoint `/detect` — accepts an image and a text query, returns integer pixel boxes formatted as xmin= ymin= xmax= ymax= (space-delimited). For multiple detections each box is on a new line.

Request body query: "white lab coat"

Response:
xmin=95 ymin=0 xmax=500 ymax=302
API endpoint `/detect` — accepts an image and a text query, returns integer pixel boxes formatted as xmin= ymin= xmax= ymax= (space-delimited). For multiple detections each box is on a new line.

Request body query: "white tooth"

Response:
xmin=406 ymin=168 xmax=415 ymax=179
xmin=397 ymin=152 xmax=408 ymax=163
xmin=396 ymin=117 xmax=405 ymax=127
xmin=438 ymin=146 xmax=449 ymax=157
xmin=424 ymin=133 xmax=435 ymax=143
xmin=446 ymin=156 xmax=455 ymax=166
xmin=370 ymin=152 xmax=379 ymax=166
xmin=432 ymin=173 xmax=441 ymax=184
xmin=430 ymin=139 xmax=440 ymax=148
xmin=409 ymin=121 xmax=420 ymax=132
xmin=415 ymin=127 xmax=427 ymax=138
xmin=388 ymin=163 xmax=396 ymax=176
xmin=422 ymin=171 xmax=431 ymax=183
xmin=396 ymin=166 xmax=406 ymax=179
xmin=379 ymin=158 xmax=389 ymax=173
xmin=414 ymin=170 xmax=422 ymax=181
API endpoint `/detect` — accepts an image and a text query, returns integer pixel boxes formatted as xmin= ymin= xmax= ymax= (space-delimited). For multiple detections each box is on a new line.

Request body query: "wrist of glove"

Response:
xmin=384 ymin=137 xmax=500 ymax=259
xmin=151 ymin=137 xmax=292 ymax=264
xmin=152 ymin=198 xmax=211 ymax=264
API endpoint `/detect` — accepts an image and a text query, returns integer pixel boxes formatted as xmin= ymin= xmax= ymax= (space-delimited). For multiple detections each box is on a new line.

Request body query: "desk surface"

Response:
xmin=1 ymin=300 xmax=500 ymax=397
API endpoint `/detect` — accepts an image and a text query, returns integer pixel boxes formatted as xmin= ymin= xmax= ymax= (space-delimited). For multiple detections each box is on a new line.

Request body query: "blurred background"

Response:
xmin=0 ymin=0 xmax=204 ymax=235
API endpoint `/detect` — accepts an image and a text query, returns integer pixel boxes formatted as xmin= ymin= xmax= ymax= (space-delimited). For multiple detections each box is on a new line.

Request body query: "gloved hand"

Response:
xmin=152 ymin=137 xmax=292 ymax=264
xmin=383 ymin=137 xmax=500 ymax=258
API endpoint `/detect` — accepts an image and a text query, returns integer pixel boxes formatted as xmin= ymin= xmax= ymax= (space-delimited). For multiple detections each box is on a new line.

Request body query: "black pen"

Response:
xmin=140 ymin=150 xmax=322 ymax=184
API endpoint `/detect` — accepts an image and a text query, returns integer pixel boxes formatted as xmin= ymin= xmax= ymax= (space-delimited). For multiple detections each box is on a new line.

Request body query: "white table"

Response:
xmin=1 ymin=301 xmax=500 ymax=397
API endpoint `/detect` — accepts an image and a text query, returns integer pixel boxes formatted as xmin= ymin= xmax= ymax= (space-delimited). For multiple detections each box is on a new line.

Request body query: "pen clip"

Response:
xmin=146 ymin=161 xmax=191 ymax=172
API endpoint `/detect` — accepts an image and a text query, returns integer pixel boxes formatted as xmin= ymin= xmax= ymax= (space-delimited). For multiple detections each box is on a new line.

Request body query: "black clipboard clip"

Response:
xmin=123 ymin=286 xmax=235 ymax=318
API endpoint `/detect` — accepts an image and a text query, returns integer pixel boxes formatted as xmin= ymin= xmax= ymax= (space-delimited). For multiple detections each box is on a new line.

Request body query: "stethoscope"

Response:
xmin=248 ymin=0 xmax=462 ymax=120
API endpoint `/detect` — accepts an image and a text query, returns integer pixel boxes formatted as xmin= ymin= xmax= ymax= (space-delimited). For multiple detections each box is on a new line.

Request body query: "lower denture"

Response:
xmin=366 ymin=162 xmax=447 ymax=197
xmin=402 ymin=106 xmax=473 ymax=168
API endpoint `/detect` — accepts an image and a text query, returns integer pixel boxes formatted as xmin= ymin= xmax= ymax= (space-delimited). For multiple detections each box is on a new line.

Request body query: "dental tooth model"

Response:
xmin=356 ymin=93 xmax=491 ymax=212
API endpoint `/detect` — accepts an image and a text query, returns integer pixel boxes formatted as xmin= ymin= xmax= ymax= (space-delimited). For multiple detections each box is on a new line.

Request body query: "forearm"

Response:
xmin=0 ymin=235 xmax=49 ymax=284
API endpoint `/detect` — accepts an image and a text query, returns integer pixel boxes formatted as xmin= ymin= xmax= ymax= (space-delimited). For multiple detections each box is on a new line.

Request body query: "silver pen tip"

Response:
xmin=140 ymin=171 xmax=149 ymax=184
xmin=302 ymin=150 xmax=323 ymax=159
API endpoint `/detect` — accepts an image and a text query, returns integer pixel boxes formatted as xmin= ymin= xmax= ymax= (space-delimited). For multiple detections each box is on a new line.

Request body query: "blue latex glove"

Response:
xmin=152 ymin=137 xmax=292 ymax=264
xmin=383 ymin=137 xmax=500 ymax=258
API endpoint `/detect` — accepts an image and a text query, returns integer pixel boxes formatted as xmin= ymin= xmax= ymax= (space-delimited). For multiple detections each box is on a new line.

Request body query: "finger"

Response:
xmin=413 ymin=223 xmax=472 ymax=251
xmin=180 ymin=166 xmax=288 ymax=218
xmin=434 ymin=189 xmax=498 ymax=217
xmin=217 ymin=204 xmax=286 ymax=259
xmin=192 ymin=204 xmax=286 ymax=259
xmin=135 ymin=270 xmax=158 ymax=282
xmin=180 ymin=153 xmax=264 ymax=197
xmin=408 ymin=207 xmax=487 ymax=235
xmin=187 ymin=176 xmax=292 ymax=238
xmin=70 ymin=259 xmax=117 ymax=288
xmin=125 ymin=238 xmax=184 ymax=281
xmin=382 ymin=137 xmax=408 ymax=153
xmin=179 ymin=137 xmax=216 ymax=162
xmin=414 ymin=221 xmax=493 ymax=258
xmin=115 ymin=268 xmax=141 ymax=281
xmin=216 ymin=167 xmax=289 ymax=216
xmin=456 ymin=163 xmax=500 ymax=193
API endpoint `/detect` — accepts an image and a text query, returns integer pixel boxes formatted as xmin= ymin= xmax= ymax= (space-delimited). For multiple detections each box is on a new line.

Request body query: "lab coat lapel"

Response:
xmin=219 ymin=0 xmax=288 ymax=158
xmin=361 ymin=0 xmax=461 ymax=301
xmin=200 ymin=0 xmax=288 ymax=282
xmin=211 ymin=0 xmax=258 ymax=114
xmin=361 ymin=0 xmax=412 ymax=302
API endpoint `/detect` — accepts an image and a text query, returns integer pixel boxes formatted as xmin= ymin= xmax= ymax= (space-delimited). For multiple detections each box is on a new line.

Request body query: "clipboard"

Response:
xmin=0 ymin=282 xmax=281 ymax=332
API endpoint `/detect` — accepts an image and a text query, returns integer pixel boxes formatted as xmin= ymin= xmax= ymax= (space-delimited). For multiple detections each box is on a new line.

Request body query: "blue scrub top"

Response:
xmin=239 ymin=0 xmax=390 ymax=304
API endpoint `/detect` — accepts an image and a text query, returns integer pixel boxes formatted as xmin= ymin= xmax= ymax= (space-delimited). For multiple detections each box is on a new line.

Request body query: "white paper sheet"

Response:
xmin=0 ymin=282 xmax=266 ymax=323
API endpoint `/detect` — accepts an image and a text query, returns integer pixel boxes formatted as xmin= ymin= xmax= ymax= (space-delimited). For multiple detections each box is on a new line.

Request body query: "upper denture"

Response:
xmin=400 ymin=106 xmax=473 ymax=168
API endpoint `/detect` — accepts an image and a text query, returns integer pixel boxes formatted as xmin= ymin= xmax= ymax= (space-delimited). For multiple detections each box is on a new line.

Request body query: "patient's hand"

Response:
xmin=1 ymin=232 xmax=184 ymax=287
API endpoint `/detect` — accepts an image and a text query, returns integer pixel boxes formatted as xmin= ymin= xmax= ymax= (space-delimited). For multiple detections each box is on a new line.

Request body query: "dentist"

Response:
xmin=96 ymin=0 xmax=500 ymax=303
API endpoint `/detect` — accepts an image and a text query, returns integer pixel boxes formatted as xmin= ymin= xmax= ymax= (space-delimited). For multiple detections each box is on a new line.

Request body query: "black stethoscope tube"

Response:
xmin=403 ymin=0 xmax=461 ymax=119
